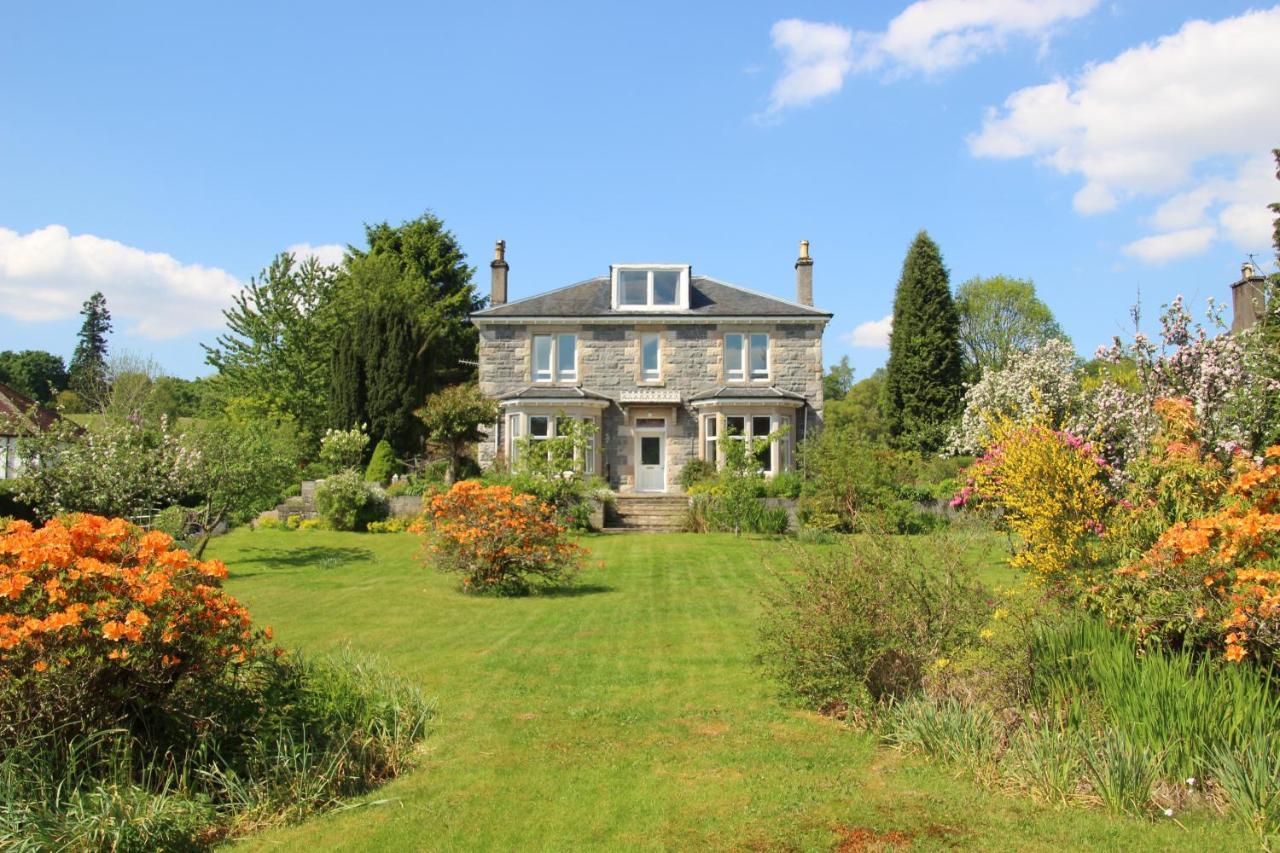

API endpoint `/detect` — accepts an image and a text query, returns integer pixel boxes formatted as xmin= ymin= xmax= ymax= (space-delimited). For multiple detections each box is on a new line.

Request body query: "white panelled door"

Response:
xmin=635 ymin=433 xmax=666 ymax=492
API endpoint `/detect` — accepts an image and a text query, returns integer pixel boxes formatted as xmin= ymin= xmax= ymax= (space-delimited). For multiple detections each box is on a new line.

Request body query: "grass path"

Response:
xmin=213 ymin=529 xmax=1249 ymax=851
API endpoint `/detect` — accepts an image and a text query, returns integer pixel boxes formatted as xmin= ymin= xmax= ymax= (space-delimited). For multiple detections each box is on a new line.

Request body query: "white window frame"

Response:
xmin=640 ymin=332 xmax=661 ymax=381
xmin=724 ymin=333 xmax=770 ymax=382
xmin=714 ymin=412 xmax=790 ymax=476
xmin=506 ymin=413 xmax=522 ymax=463
xmin=703 ymin=415 xmax=718 ymax=462
xmin=505 ymin=412 xmax=599 ymax=473
xmin=532 ymin=333 xmax=578 ymax=383
xmin=610 ymin=264 xmax=690 ymax=312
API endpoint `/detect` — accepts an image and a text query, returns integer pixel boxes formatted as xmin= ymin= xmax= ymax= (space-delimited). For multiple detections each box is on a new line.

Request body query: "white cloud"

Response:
xmin=970 ymin=7 xmax=1280 ymax=262
xmin=0 ymin=225 xmax=242 ymax=339
xmin=285 ymin=242 xmax=345 ymax=267
xmin=845 ymin=314 xmax=893 ymax=348
xmin=763 ymin=1 xmax=1096 ymax=115
xmin=1121 ymin=227 xmax=1216 ymax=265
xmin=764 ymin=20 xmax=853 ymax=114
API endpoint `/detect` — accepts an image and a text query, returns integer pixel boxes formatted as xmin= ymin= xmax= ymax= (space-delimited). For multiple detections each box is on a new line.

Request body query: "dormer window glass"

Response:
xmin=611 ymin=265 xmax=690 ymax=311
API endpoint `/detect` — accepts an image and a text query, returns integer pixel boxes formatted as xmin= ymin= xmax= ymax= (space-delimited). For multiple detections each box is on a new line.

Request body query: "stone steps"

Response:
xmin=606 ymin=495 xmax=689 ymax=532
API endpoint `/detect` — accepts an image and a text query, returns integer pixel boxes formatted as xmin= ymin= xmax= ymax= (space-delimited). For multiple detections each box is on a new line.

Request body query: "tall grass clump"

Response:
xmin=1032 ymin=619 xmax=1280 ymax=783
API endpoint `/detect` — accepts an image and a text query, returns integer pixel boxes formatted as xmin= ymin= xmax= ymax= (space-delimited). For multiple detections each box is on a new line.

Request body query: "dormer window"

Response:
xmin=611 ymin=265 xmax=690 ymax=311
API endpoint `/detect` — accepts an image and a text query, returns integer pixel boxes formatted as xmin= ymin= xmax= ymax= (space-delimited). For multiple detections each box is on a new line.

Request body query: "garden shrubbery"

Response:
xmin=0 ymin=515 xmax=430 ymax=849
xmin=314 ymin=469 xmax=389 ymax=531
xmin=418 ymin=481 xmax=586 ymax=595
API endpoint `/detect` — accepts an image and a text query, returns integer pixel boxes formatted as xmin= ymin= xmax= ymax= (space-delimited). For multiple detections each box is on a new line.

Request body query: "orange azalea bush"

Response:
xmin=0 ymin=514 xmax=270 ymax=736
xmin=1106 ymin=444 xmax=1280 ymax=663
xmin=418 ymin=481 xmax=585 ymax=595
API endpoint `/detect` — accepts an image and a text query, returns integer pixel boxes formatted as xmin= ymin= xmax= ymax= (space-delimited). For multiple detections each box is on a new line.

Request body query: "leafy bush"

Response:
xmin=678 ymin=458 xmax=717 ymax=491
xmin=366 ymin=516 xmax=413 ymax=534
xmin=758 ymin=533 xmax=989 ymax=712
xmin=314 ymin=470 xmax=388 ymax=532
xmin=0 ymin=517 xmax=431 ymax=848
xmin=419 ymin=481 xmax=585 ymax=595
xmin=364 ymin=439 xmax=396 ymax=485
xmin=797 ymin=429 xmax=940 ymax=534
xmin=150 ymin=504 xmax=192 ymax=541
xmin=319 ymin=426 xmax=369 ymax=473
xmin=764 ymin=470 xmax=802 ymax=499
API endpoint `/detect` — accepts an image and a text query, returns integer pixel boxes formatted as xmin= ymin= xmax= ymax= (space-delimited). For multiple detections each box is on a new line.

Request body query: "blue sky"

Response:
xmin=2 ymin=1 xmax=1277 ymax=381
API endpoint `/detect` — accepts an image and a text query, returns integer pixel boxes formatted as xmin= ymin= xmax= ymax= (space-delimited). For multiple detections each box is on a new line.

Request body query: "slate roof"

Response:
xmin=473 ymin=276 xmax=830 ymax=320
xmin=498 ymin=386 xmax=614 ymax=403
xmin=689 ymin=386 xmax=807 ymax=403
xmin=0 ymin=382 xmax=69 ymax=434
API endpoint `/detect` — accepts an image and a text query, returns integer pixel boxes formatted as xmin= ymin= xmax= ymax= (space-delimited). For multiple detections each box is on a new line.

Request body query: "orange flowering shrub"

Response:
xmin=418 ymin=481 xmax=585 ymax=595
xmin=1108 ymin=444 xmax=1280 ymax=663
xmin=0 ymin=514 xmax=270 ymax=735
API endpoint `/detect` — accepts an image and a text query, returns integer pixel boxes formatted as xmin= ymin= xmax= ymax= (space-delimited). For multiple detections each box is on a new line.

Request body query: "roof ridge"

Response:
xmin=693 ymin=275 xmax=828 ymax=315
xmin=472 ymin=275 xmax=607 ymax=315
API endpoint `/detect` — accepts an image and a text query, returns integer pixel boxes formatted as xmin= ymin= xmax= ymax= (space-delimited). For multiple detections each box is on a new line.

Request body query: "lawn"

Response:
xmin=212 ymin=528 xmax=1251 ymax=851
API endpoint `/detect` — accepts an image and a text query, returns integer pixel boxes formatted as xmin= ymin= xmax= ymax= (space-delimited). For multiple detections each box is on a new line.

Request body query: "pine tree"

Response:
xmin=69 ymin=291 xmax=112 ymax=401
xmin=882 ymin=231 xmax=964 ymax=453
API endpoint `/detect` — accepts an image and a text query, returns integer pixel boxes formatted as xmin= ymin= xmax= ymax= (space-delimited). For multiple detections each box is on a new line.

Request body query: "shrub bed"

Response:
xmin=0 ymin=515 xmax=430 ymax=849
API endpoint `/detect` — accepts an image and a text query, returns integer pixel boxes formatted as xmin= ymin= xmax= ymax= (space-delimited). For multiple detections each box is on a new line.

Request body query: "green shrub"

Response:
xmin=314 ymin=470 xmax=389 ymax=532
xmin=758 ymin=532 xmax=989 ymax=711
xmin=678 ymin=458 xmax=717 ymax=491
xmin=364 ymin=439 xmax=396 ymax=485
xmin=764 ymin=470 xmax=803 ymax=499
xmin=150 ymin=504 xmax=191 ymax=541
xmin=797 ymin=432 xmax=943 ymax=534
xmin=0 ymin=649 xmax=431 ymax=849
xmin=255 ymin=515 xmax=282 ymax=530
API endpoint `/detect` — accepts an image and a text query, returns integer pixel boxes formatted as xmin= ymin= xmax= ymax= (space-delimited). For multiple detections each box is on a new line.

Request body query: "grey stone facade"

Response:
xmin=472 ymin=271 xmax=829 ymax=494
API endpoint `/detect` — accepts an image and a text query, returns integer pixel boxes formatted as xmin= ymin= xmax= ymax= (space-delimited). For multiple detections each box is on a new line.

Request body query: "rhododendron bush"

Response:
xmin=0 ymin=514 xmax=268 ymax=735
xmin=419 ymin=481 xmax=585 ymax=595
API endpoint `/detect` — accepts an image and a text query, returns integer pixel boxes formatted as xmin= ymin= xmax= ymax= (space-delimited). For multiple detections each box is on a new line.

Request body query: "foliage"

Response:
xmin=0 ymin=516 xmax=263 ymax=741
xmin=957 ymin=414 xmax=1111 ymax=583
xmin=685 ymin=426 xmax=786 ymax=536
xmin=184 ymin=416 xmax=301 ymax=556
xmin=0 ymin=350 xmax=68 ymax=404
xmin=823 ymin=369 xmax=888 ymax=443
xmin=509 ymin=416 xmax=599 ymax=522
xmin=677 ymin=458 xmax=717 ymax=491
xmin=416 ymin=384 xmax=498 ymax=484
xmin=948 ymin=339 xmax=1082 ymax=455
xmin=150 ymin=504 xmax=192 ymax=541
xmin=314 ymin=469 xmax=388 ymax=532
xmin=822 ymin=355 xmax=854 ymax=401
xmin=1108 ymin=442 xmax=1280 ymax=665
xmin=366 ymin=516 xmax=414 ymax=534
xmin=203 ymin=253 xmax=343 ymax=451
xmin=329 ymin=214 xmax=483 ymax=457
xmin=759 ymin=533 xmax=989 ymax=712
xmin=954 ymin=275 xmax=1067 ymax=380
xmin=319 ymin=425 xmax=370 ymax=473
xmin=1083 ymin=296 xmax=1269 ymax=466
xmin=419 ymin=481 xmax=584 ymax=595
xmin=14 ymin=416 xmax=197 ymax=521
xmin=364 ymin=438 xmax=397 ymax=485
xmin=798 ymin=426 xmax=941 ymax=534
xmin=883 ymin=231 xmax=964 ymax=453
xmin=69 ymin=291 xmax=112 ymax=402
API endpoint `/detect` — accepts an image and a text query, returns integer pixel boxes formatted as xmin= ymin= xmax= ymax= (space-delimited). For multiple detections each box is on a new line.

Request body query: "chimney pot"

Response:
xmin=490 ymin=239 xmax=509 ymax=307
xmin=795 ymin=239 xmax=814 ymax=307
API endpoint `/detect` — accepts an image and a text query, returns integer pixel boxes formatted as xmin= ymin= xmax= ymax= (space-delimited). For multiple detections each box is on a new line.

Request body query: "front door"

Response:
xmin=636 ymin=433 xmax=666 ymax=492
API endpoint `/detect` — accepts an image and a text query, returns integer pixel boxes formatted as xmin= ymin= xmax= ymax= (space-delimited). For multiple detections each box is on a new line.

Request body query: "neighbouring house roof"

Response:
xmin=472 ymin=276 xmax=830 ymax=320
xmin=0 ymin=381 xmax=68 ymax=435
xmin=498 ymin=386 xmax=614 ymax=403
xmin=689 ymin=386 xmax=808 ymax=404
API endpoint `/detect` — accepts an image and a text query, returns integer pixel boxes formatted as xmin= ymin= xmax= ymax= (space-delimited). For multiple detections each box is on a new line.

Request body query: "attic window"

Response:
xmin=611 ymin=265 xmax=690 ymax=311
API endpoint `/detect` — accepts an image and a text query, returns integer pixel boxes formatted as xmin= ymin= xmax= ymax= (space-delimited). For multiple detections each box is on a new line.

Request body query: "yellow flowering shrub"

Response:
xmin=960 ymin=414 xmax=1112 ymax=583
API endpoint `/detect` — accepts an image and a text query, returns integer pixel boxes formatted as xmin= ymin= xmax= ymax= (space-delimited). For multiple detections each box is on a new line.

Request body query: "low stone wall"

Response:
xmin=388 ymin=495 xmax=425 ymax=518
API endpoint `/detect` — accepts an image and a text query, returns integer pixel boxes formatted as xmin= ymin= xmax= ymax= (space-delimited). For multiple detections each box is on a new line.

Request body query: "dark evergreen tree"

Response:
xmin=362 ymin=303 xmax=428 ymax=455
xmin=882 ymin=231 xmax=964 ymax=453
xmin=69 ymin=291 xmax=112 ymax=399
xmin=328 ymin=327 xmax=366 ymax=433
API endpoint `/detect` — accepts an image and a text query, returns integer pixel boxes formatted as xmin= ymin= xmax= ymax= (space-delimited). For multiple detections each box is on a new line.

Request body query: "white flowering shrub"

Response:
xmin=319 ymin=425 xmax=370 ymax=472
xmin=948 ymin=339 xmax=1082 ymax=456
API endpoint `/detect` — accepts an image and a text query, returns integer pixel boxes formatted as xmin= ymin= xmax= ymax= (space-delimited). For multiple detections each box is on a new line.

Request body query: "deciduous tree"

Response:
xmin=955 ymin=275 xmax=1066 ymax=379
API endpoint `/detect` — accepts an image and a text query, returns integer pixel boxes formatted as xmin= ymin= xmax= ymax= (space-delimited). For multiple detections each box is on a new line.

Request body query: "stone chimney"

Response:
xmin=1231 ymin=260 xmax=1267 ymax=333
xmin=490 ymin=240 xmax=509 ymax=307
xmin=795 ymin=240 xmax=813 ymax=306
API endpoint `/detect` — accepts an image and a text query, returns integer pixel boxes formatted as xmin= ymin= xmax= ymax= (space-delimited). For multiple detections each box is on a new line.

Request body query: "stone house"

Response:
xmin=472 ymin=242 xmax=831 ymax=494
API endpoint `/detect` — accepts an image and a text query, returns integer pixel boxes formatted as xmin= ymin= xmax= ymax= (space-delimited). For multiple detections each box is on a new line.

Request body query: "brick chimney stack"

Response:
xmin=490 ymin=240 xmax=509 ymax=307
xmin=1232 ymin=260 xmax=1267 ymax=333
xmin=795 ymin=240 xmax=813 ymax=307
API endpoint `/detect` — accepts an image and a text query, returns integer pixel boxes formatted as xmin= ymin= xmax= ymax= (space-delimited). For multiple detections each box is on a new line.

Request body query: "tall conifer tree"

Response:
xmin=882 ymin=231 xmax=964 ymax=453
xmin=69 ymin=291 xmax=112 ymax=400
